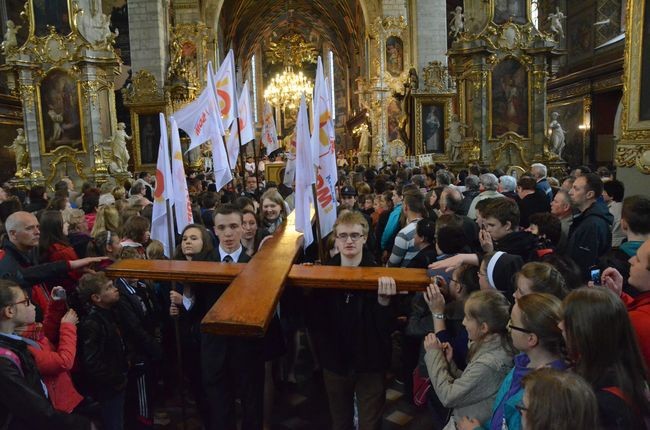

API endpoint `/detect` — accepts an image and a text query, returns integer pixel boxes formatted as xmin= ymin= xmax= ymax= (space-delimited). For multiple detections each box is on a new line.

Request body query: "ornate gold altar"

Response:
xmin=448 ymin=0 xmax=565 ymax=171
xmin=2 ymin=0 xmax=121 ymax=187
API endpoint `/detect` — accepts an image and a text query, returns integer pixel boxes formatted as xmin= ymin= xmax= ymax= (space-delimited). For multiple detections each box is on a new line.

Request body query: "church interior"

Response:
xmin=0 ymin=0 xmax=647 ymax=193
xmin=1 ymin=1 xmax=650 ymax=430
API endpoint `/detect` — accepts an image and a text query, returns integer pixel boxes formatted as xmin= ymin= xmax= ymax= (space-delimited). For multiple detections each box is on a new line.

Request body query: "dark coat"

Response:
xmin=516 ymin=190 xmax=550 ymax=228
xmin=567 ymin=201 xmax=614 ymax=279
xmin=0 ymin=334 xmax=90 ymax=429
xmin=76 ymin=306 xmax=128 ymax=401
xmin=314 ymin=252 xmax=395 ymax=374
xmin=0 ymin=237 xmax=68 ymax=290
xmin=494 ymin=230 xmax=539 ymax=262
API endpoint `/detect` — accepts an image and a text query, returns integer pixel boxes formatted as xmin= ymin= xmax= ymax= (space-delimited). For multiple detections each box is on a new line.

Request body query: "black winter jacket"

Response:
xmin=0 ymin=334 xmax=89 ymax=429
xmin=76 ymin=306 xmax=128 ymax=401
xmin=0 ymin=237 xmax=68 ymax=290
xmin=313 ymin=252 xmax=395 ymax=374
xmin=567 ymin=201 xmax=614 ymax=279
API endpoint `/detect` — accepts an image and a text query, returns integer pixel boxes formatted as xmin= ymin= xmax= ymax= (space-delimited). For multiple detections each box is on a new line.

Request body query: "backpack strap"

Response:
xmin=0 ymin=347 xmax=23 ymax=377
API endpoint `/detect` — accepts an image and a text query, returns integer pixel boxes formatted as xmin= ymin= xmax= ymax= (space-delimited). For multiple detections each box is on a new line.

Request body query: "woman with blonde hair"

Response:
xmin=513 ymin=262 xmax=569 ymax=301
xmin=90 ymin=204 xmax=120 ymax=238
xmin=62 ymin=208 xmax=91 ymax=258
xmin=424 ymin=289 xmax=514 ymax=429
xmin=260 ymin=189 xmax=287 ymax=234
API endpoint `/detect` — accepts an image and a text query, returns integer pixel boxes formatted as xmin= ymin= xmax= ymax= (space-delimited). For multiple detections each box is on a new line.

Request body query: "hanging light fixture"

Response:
xmin=264 ymin=3 xmax=317 ymax=111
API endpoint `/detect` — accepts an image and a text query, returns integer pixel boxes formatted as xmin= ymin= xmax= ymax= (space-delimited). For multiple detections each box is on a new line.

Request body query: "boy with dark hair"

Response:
xmin=603 ymin=179 xmax=626 ymax=247
xmin=479 ymin=198 xmax=538 ymax=260
xmin=516 ymin=176 xmax=550 ymax=228
xmin=0 ymin=279 xmax=91 ymax=429
xmin=76 ymin=272 xmax=128 ymax=430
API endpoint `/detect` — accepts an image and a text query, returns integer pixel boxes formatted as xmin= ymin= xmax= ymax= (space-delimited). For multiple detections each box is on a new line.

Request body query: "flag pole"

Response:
xmin=165 ymin=123 xmax=187 ymax=430
xmin=311 ymin=170 xmax=327 ymax=263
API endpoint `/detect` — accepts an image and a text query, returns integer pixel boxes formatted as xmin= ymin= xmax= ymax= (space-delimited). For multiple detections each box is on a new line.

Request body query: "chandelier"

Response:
xmin=264 ymin=66 xmax=313 ymax=111
xmin=264 ymin=31 xmax=317 ymax=111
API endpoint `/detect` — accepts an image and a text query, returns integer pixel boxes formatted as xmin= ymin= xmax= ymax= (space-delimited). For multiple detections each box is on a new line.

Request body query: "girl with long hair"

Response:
xmin=424 ymin=289 xmax=514 ymax=429
xmin=513 ymin=262 xmax=569 ymax=301
xmin=561 ymin=287 xmax=650 ymax=429
xmin=90 ymin=204 xmax=120 ymax=238
xmin=457 ymin=293 xmax=567 ymax=430
xmin=260 ymin=189 xmax=287 ymax=234
xmin=38 ymin=209 xmax=82 ymax=292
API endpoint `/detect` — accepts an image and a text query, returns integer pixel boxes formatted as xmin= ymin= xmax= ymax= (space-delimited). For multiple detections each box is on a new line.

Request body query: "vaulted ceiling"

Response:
xmin=216 ymin=0 xmax=366 ymax=70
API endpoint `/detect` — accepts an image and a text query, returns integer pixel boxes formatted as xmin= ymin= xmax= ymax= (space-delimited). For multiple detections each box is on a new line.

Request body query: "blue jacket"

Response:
xmin=381 ymin=203 xmax=402 ymax=250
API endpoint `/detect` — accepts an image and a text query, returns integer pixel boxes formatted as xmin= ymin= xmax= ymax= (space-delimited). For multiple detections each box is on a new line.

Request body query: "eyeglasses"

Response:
xmin=335 ymin=233 xmax=365 ymax=241
xmin=508 ymin=320 xmax=533 ymax=334
xmin=515 ymin=402 xmax=528 ymax=413
xmin=8 ymin=297 xmax=31 ymax=308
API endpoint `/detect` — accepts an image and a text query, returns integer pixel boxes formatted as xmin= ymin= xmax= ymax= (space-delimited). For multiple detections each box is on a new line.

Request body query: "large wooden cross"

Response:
xmin=105 ymin=213 xmax=430 ymax=336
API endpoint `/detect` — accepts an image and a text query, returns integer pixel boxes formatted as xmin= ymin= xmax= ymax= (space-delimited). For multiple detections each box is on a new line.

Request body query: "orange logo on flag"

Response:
xmin=154 ymin=169 xmax=164 ymax=201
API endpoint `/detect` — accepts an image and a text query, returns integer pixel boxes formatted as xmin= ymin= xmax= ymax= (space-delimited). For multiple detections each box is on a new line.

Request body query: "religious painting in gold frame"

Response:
xmin=490 ymin=58 xmax=530 ymax=138
xmin=30 ymin=0 xmax=72 ymax=37
xmin=547 ymin=96 xmax=591 ymax=168
xmin=617 ymin=0 xmax=650 ymax=173
xmin=36 ymin=68 xmax=85 ymax=154
xmin=413 ymin=93 xmax=453 ymax=157
xmin=130 ymin=106 xmax=164 ymax=173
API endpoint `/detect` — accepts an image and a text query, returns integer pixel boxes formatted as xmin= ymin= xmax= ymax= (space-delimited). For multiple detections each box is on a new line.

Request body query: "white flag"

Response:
xmin=310 ymin=57 xmax=338 ymax=238
xmin=237 ymin=81 xmax=255 ymax=144
xmin=174 ymin=62 xmax=225 ymax=154
xmin=283 ymin=131 xmax=297 ymax=186
xmin=215 ymin=50 xmax=237 ymax=129
xmin=170 ymin=117 xmax=194 ymax=232
xmin=225 ymin=122 xmax=240 ymax=168
xmin=150 ymin=113 xmax=175 ymax=258
xmin=261 ymin=102 xmax=279 ymax=154
xmin=294 ymin=94 xmax=314 ymax=248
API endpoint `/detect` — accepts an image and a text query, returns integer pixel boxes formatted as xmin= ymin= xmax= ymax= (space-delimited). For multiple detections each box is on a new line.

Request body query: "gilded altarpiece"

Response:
xmin=616 ymin=0 xmax=650 ymax=174
xmin=448 ymin=0 xmax=564 ymax=170
xmin=2 ymin=0 xmax=120 ymax=187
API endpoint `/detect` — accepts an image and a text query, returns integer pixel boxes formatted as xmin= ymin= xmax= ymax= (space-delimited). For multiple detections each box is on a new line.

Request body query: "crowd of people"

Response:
xmin=0 ymin=159 xmax=649 ymax=430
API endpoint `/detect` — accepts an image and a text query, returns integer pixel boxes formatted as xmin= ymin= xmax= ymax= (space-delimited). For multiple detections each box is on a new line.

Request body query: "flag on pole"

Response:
xmin=170 ymin=117 xmax=194 ymax=232
xmin=225 ymin=81 xmax=255 ymax=168
xmin=215 ymin=50 xmax=237 ymax=128
xmin=151 ymin=113 xmax=175 ymax=257
xmin=310 ymin=57 xmax=338 ymax=238
xmin=237 ymin=81 xmax=255 ymax=144
xmin=261 ymin=102 xmax=279 ymax=154
xmin=173 ymin=62 xmax=224 ymax=153
xmin=294 ymin=94 xmax=315 ymax=248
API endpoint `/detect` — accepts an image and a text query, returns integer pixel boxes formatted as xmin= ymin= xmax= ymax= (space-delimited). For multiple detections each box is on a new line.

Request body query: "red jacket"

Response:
xmin=42 ymin=243 xmax=82 ymax=292
xmin=621 ymin=291 xmax=650 ymax=371
xmin=21 ymin=300 xmax=84 ymax=413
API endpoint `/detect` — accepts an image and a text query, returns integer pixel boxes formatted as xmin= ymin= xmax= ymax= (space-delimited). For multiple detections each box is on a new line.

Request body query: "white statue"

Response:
xmin=1 ymin=20 xmax=21 ymax=54
xmin=110 ymin=122 xmax=131 ymax=173
xmin=449 ymin=6 xmax=465 ymax=39
xmin=548 ymin=7 xmax=565 ymax=39
xmin=359 ymin=126 xmax=370 ymax=154
xmin=6 ymin=128 xmax=29 ymax=173
xmin=447 ymin=115 xmax=469 ymax=161
xmin=80 ymin=0 xmax=118 ymax=46
xmin=549 ymin=112 xmax=566 ymax=158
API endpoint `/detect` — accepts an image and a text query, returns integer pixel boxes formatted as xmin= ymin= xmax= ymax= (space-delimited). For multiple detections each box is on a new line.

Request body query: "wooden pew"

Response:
xmin=104 ymin=213 xmax=431 ymax=337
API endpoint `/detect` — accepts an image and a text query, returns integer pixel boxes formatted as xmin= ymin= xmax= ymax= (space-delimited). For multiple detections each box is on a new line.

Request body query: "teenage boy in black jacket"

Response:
xmin=77 ymin=272 xmax=128 ymax=430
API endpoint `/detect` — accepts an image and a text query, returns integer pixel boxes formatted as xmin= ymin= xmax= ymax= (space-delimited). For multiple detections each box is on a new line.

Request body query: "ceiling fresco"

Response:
xmin=217 ymin=0 xmax=365 ymax=71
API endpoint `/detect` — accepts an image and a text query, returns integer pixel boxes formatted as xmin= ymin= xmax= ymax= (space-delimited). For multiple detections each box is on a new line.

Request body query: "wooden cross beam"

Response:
xmin=105 ymin=213 xmax=430 ymax=337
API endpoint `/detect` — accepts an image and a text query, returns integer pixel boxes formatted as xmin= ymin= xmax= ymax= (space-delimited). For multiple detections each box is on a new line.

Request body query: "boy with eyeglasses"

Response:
xmin=0 ymin=279 xmax=91 ymax=429
xmin=312 ymin=211 xmax=397 ymax=429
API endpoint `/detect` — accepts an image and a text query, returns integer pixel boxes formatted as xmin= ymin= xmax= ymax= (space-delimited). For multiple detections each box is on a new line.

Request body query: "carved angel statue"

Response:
xmin=447 ymin=115 xmax=469 ymax=161
xmin=548 ymin=112 xmax=566 ymax=158
xmin=1 ymin=20 xmax=21 ymax=54
xmin=449 ymin=6 xmax=465 ymax=39
xmin=359 ymin=126 xmax=371 ymax=154
xmin=548 ymin=7 xmax=566 ymax=39
xmin=110 ymin=122 xmax=131 ymax=173
xmin=6 ymin=128 xmax=29 ymax=174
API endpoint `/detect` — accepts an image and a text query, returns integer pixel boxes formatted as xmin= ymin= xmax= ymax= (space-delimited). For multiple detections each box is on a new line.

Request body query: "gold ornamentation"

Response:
xmin=422 ymin=61 xmax=451 ymax=93
xmin=123 ymin=70 xmax=162 ymax=105
xmin=492 ymin=132 xmax=530 ymax=169
xmin=19 ymin=84 xmax=36 ymax=112
xmin=615 ymin=144 xmax=640 ymax=167
xmin=532 ymin=70 xmax=548 ymax=95
xmin=266 ymin=33 xmax=318 ymax=67
xmin=45 ymin=146 xmax=86 ymax=186
xmin=81 ymin=81 xmax=101 ymax=108
xmin=413 ymin=93 xmax=455 ymax=158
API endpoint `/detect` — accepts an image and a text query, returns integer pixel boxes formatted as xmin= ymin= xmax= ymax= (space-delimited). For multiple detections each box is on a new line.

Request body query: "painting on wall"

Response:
xmin=387 ymin=98 xmax=402 ymax=142
xmin=32 ymin=0 xmax=71 ymax=36
xmin=547 ymin=97 xmax=589 ymax=168
xmin=413 ymin=94 xmax=453 ymax=157
xmin=137 ymin=114 xmax=160 ymax=165
xmin=38 ymin=69 xmax=83 ymax=154
xmin=386 ymin=36 xmax=403 ymax=76
xmin=491 ymin=59 xmax=529 ymax=137
xmin=567 ymin=4 xmax=594 ymax=65
xmin=493 ymin=0 xmax=527 ymax=24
